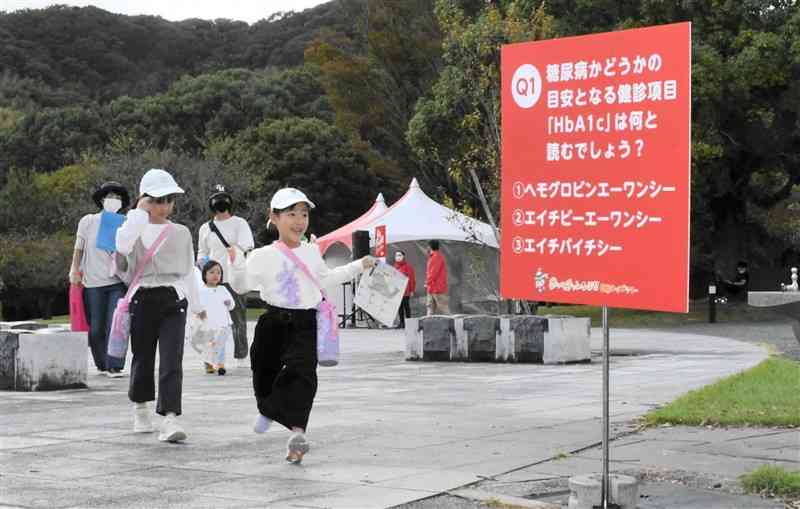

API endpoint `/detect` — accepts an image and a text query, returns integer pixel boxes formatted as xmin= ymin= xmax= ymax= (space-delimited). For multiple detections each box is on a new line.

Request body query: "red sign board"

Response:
xmin=374 ymin=225 xmax=387 ymax=258
xmin=500 ymin=23 xmax=691 ymax=312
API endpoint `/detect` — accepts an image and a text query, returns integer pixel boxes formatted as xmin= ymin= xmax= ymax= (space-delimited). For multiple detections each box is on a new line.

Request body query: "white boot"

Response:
xmin=159 ymin=413 xmax=187 ymax=443
xmin=133 ymin=403 xmax=155 ymax=433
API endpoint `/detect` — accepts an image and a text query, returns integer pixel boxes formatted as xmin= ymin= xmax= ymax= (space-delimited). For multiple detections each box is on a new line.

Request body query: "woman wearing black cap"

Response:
xmin=69 ymin=181 xmax=131 ymax=378
xmin=197 ymin=186 xmax=255 ymax=369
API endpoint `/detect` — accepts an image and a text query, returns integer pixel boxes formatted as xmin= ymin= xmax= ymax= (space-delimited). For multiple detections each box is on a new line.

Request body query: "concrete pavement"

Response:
xmin=0 ymin=324 xmax=786 ymax=508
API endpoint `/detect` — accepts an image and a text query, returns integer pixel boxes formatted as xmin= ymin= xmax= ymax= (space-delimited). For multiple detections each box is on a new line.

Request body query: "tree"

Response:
xmin=637 ymin=1 xmax=800 ymax=273
xmin=0 ymin=106 xmax=106 ymax=178
xmin=214 ymin=116 xmax=379 ymax=236
xmin=305 ymin=0 xmax=443 ymax=198
xmin=407 ymin=0 xmax=554 ymax=218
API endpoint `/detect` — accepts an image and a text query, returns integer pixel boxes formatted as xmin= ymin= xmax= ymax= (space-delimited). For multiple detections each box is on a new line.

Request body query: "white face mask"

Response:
xmin=395 ymin=254 xmax=404 ymax=262
xmin=103 ymin=197 xmax=122 ymax=213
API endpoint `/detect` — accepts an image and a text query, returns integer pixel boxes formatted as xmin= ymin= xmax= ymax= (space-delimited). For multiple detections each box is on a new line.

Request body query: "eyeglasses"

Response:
xmin=152 ymin=195 xmax=175 ymax=204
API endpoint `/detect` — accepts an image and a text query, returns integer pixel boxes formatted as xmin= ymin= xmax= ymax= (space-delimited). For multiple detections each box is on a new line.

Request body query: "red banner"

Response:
xmin=500 ymin=23 xmax=691 ymax=312
xmin=375 ymin=225 xmax=387 ymax=258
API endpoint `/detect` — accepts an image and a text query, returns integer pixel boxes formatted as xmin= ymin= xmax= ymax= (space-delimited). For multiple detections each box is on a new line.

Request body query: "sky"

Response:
xmin=0 ymin=0 xmax=330 ymax=24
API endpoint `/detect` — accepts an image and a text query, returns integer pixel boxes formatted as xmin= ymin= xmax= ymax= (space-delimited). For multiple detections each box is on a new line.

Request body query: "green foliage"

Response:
xmin=740 ymin=465 xmax=800 ymax=498
xmin=0 ymin=233 xmax=73 ymax=292
xmin=305 ymin=0 xmax=442 ymax=194
xmin=0 ymin=3 xmax=356 ymax=103
xmin=407 ymin=0 xmax=554 ymax=213
xmin=0 ymin=164 xmax=99 ymax=236
xmin=0 ymin=67 xmax=333 ymax=177
xmin=215 ymin=116 xmax=378 ymax=236
xmin=106 ymin=67 xmax=333 ymax=154
xmin=0 ymin=106 xmax=106 ymax=178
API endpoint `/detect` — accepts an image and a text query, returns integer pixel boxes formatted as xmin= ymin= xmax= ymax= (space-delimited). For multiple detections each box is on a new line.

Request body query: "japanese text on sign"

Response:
xmin=501 ymin=22 xmax=691 ymax=312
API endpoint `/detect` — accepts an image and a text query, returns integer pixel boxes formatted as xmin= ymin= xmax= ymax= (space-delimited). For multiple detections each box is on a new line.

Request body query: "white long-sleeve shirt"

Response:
xmin=230 ymin=242 xmax=363 ymax=310
xmin=115 ymin=209 xmax=203 ymax=313
xmin=197 ymin=216 xmax=255 ymax=283
xmin=199 ymin=284 xmax=235 ymax=329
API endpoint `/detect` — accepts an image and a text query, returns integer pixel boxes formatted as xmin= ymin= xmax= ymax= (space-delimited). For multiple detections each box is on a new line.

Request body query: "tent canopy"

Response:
xmin=317 ymin=193 xmax=387 ymax=255
xmin=363 ymin=178 xmax=498 ymax=248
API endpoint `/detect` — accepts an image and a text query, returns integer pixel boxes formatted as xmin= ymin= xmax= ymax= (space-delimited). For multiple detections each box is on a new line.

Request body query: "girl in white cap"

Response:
xmin=115 ymin=169 xmax=203 ymax=443
xmin=230 ymin=187 xmax=376 ymax=463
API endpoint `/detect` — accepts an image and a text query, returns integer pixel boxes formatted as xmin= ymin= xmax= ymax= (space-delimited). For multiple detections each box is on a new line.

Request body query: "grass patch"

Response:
xmin=484 ymin=500 xmax=525 ymax=509
xmin=740 ymin=465 xmax=800 ymax=498
xmin=38 ymin=315 xmax=69 ymax=325
xmin=537 ymin=301 xmax=781 ymax=328
xmin=644 ymin=357 xmax=800 ymax=427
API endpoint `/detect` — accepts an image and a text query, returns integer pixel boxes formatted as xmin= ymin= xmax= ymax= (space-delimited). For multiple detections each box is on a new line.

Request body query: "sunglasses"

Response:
xmin=152 ymin=195 xmax=175 ymax=204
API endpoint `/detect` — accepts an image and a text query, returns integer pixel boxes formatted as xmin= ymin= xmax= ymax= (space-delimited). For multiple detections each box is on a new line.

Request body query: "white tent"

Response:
xmin=317 ymin=193 xmax=388 ymax=256
xmin=315 ymin=194 xmax=388 ymax=321
xmin=363 ymin=178 xmax=498 ymax=247
xmin=363 ymin=178 xmax=501 ymax=315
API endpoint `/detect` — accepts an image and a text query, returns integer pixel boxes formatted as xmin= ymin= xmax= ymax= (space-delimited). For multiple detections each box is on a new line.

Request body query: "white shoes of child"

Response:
xmin=133 ymin=404 xmax=186 ymax=443
xmin=159 ymin=413 xmax=187 ymax=443
xmin=254 ymin=414 xmax=272 ymax=433
xmin=133 ymin=403 xmax=155 ymax=433
xmin=286 ymin=432 xmax=309 ymax=464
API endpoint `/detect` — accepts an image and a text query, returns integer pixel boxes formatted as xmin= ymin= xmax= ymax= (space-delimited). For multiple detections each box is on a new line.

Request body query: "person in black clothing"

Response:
xmin=719 ymin=261 xmax=749 ymax=302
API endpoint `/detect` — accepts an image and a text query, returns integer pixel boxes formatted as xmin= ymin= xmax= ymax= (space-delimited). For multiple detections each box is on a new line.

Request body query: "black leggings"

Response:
xmin=399 ymin=296 xmax=411 ymax=326
xmin=251 ymin=305 xmax=318 ymax=430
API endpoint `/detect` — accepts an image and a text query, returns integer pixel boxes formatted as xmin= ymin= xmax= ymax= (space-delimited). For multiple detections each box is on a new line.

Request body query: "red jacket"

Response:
xmin=426 ymin=251 xmax=448 ymax=294
xmin=393 ymin=261 xmax=416 ymax=296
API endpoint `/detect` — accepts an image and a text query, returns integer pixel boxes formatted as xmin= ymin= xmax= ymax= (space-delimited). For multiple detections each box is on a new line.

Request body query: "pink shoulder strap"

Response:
xmin=274 ymin=241 xmax=327 ymax=298
xmin=122 ymin=223 xmax=174 ymax=301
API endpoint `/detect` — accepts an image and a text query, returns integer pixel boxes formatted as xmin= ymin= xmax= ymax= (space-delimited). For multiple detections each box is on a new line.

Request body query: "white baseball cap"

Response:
xmin=270 ymin=187 xmax=316 ymax=210
xmin=139 ymin=169 xmax=185 ymax=198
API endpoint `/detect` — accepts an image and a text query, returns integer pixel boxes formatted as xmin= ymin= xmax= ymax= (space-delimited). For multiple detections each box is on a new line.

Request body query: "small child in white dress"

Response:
xmin=199 ymin=260 xmax=235 ymax=375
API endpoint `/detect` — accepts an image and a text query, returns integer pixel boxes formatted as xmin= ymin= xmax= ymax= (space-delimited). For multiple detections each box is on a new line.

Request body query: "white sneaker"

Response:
xmin=159 ymin=414 xmax=187 ymax=443
xmin=133 ymin=404 xmax=155 ymax=433
xmin=235 ymin=358 xmax=248 ymax=368
xmin=285 ymin=432 xmax=309 ymax=464
xmin=107 ymin=369 xmax=125 ymax=379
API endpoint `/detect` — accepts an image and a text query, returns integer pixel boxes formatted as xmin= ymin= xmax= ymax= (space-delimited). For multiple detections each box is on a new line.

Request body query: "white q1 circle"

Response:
xmin=511 ymin=64 xmax=542 ymax=109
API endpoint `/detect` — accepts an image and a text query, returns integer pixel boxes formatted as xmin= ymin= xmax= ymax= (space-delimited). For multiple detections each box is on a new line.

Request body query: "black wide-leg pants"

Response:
xmin=251 ymin=305 xmax=318 ymax=431
xmin=128 ymin=287 xmax=187 ymax=416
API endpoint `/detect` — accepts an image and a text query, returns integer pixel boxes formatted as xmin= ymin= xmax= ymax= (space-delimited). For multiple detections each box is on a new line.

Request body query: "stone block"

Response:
xmin=542 ymin=316 xmax=591 ymax=364
xmin=420 ymin=315 xmax=454 ymax=361
xmin=461 ymin=315 xmax=498 ymax=362
xmin=404 ymin=317 xmax=423 ymax=361
xmin=0 ymin=321 xmax=48 ymax=331
xmin=0 ymin=329 xmax=87 ymax=391
xmin=498 ymin=315 xmax=546 ymax=362
xmin=568 ymin=473 xmax=638 ymax=509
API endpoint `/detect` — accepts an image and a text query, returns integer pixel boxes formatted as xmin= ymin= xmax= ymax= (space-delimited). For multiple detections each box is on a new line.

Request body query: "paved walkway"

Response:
xmin=0 ymin=324 xmax=789 ymax=508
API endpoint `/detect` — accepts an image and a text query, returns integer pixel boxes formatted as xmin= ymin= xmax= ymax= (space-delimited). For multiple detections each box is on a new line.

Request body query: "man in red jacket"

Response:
xmin=425 ymin=240 xmax=449 ymax=315
xmin=393 ymin=250 xmax=416 ymax=328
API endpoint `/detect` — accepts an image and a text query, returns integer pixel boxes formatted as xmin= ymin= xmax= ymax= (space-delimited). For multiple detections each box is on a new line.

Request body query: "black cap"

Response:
xmin=92 ymin=182 xmax=130 ymax=210
xmin=209 ymin=185 xmax=233 ymax=212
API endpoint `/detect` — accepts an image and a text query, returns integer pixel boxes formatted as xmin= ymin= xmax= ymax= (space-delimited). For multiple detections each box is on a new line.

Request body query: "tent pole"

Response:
xmin=469 ymin=168 xmax=532 ymax=315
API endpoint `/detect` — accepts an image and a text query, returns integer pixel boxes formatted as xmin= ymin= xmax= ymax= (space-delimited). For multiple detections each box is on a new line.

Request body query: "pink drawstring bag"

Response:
xmin=275 ymin=242 xmax=340 ymax=367
xmin=69 ymin=284 xmax=90 ymax=332
xmin=108 ymin=224 xmax=173 ymax=359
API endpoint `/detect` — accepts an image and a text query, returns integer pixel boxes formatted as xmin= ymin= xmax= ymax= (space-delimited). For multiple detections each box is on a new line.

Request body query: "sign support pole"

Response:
xmin=601 ymin=305 xmax=610 ymax=508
